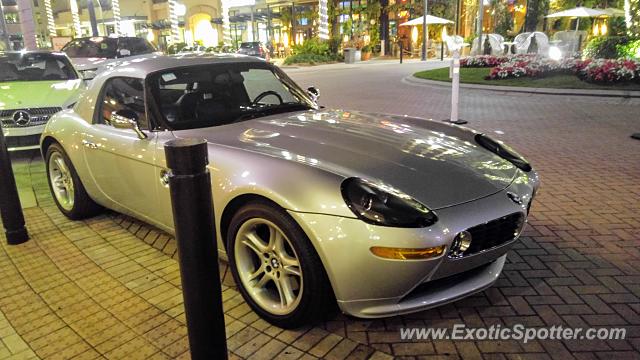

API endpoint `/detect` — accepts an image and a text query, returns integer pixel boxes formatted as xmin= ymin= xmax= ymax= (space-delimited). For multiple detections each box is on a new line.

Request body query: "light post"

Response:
xmin=477 ymin=0 xmax=484 ymax=54
xmin=421 ymin=0 xmax=428 ymax=61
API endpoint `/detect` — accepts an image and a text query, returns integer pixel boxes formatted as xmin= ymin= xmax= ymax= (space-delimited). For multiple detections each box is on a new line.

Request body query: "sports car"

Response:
xmin=40 ymin=54 xmax=539 ymax=328
xmin=0 ymin=51 xmax=83 ymax=150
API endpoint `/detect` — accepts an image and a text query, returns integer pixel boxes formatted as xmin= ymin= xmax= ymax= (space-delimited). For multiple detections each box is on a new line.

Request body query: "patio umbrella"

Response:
xmin=546 ymin=7 xmax=608 ymax=31
xmin=601 ymin=7 xmax=625 ymax=17
xmin=399 ymin=15 xmax=454 ymax=26
xmin=546 ymin=7 xmax=608 ymax=51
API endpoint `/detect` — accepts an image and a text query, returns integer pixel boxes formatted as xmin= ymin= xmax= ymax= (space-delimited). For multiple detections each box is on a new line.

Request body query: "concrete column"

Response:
xmin=221 ymin=0 xmax=232 ymax=45
xmin=43 ymin=0 xmax=56 ymax=39
xmin=318 ymin=0 xmax=329 ymax=39
xmin=168 ymin=0 xmax=181 ymax=44
xmin=70 ymin=0 xmax=82 ymax=37
xmin=112 ymin=0 xmax=122 ymax=36
xmin=16 ymin=0 xmax=37 ymax=49
xmin=0 ymin=2 xmax=9 ymax=48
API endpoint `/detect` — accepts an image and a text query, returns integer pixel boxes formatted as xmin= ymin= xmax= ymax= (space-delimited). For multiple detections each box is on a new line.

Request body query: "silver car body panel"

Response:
xmin=40 ymin=54 xmax=540 ymax=318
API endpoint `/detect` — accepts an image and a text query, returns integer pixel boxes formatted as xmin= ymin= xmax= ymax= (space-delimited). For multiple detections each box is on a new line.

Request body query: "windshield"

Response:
xmin=0 ymin=52 xmax=77 ymax=82
xmin=62 ymin=37 xmax=118 ymax=58
xmin=149 ymin=62 xmax=315 ymax=130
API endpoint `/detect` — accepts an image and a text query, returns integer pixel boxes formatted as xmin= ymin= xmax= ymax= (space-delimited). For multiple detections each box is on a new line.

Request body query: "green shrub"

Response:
xmin=328 ymin=36 xmax=342 ymax=54
xmin=284 ymin=37 xmax=344 ymax=65
xmin=283 ymin=53 xmax=343 ymax=65
xmin=617 ymin=39 xmax=640 ymax=59
xmin=167 ymin=42 xmax=187 ymax=55
xmin=361 ymin=44 xmax=371 ymax=53
xmin=291 ymin=38 xmax=331 ymax=56
xmin=583 ymin=36 xmax=629 ymax=59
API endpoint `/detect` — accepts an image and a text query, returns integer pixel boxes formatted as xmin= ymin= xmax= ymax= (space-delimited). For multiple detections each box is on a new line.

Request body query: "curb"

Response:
xmin=403 ymin=75 xmax=640 ymax=98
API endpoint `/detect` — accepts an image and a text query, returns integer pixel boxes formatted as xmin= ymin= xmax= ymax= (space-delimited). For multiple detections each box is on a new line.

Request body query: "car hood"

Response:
xmin=0 ymin=80 xmax=83 ymax=110
xmin=175 ymin=110 xmax=519 ymax=209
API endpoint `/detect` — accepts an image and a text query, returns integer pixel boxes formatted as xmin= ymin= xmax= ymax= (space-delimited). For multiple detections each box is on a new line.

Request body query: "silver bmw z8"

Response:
xmin=40 ymin=54 xmax=539 ymax=328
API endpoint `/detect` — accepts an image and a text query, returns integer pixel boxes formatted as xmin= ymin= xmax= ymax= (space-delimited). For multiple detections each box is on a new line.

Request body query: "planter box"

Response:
xmin=344 ymin=48 xmax=362 ymax=63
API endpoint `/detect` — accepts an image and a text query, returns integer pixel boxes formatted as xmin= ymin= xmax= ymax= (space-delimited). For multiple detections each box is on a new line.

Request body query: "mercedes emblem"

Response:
xmin=12 ymin=110 xmax=31 ymax=127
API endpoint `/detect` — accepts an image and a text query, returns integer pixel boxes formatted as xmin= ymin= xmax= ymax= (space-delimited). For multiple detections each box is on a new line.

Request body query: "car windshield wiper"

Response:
xmin=235 ymin=102 xmax=311 ymax=122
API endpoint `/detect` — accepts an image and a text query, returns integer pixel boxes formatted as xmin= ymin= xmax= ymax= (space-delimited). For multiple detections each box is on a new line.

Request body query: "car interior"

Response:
xmin=0 ymin=55 xmax=76 ymax=82
xmin=153 ymin=65 xmax=300 ymax=130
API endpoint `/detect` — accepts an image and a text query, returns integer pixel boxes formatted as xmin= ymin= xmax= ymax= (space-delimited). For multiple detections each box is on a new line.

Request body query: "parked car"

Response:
xmin=0 ymin=51 xmax=83 ymax=151
xmin=61 ymin=36 xmax=158 ymax=78
xmin=237 ymin=41 xmax=270 ymax=60
xmin=40 ymin=54 xmax=539 ymax=328
xmin=206 ymin=45 xmax=234 ymax=54
xmin=179 ymin=45 xmax=207 ymax=53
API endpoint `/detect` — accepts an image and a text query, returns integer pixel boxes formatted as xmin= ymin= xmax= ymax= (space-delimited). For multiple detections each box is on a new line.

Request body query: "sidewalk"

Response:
xmin=0 ymin=154 xmax=392 ymax=360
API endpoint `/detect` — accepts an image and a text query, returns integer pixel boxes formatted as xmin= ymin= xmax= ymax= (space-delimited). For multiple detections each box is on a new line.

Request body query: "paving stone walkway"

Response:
xmin=1 ymin=61 xmax=639 ymax=359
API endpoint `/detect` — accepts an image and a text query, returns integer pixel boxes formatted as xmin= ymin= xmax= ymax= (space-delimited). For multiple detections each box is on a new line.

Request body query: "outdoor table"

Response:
xmin=502 ymin=41 xmax=516 ymax=55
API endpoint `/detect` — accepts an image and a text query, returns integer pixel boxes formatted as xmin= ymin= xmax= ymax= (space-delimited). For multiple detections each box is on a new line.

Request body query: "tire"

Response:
xmin=45 ymin=142 xmax=101 ymax=220
xmin=227 ymin=200 xmax=335 ymax=328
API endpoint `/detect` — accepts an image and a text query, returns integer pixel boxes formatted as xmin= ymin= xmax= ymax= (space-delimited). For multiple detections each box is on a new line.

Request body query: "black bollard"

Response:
xmin=165 ymin=138 xmax=227 ymax=360
xmin=399 ymin=42 xmax=403 ymax=64
xmin=440 ymin=41 xmax=444 ymax=61
xmin=0 ymin=124 xmax=29 ymax=245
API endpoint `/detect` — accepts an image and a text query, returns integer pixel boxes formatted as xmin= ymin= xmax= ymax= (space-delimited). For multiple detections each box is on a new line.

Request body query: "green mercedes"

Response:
xmin=0 ymin=51 xmax=84 ymax=151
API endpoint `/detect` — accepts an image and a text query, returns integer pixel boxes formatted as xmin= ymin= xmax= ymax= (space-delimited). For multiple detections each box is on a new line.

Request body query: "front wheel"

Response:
xmin=227 ymin=201 xmax=335 ymax=328
xmin=45 ymin=143 xmax=101 ymax=219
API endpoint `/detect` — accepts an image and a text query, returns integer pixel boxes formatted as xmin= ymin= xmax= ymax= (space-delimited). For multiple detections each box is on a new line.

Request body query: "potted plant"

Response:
xmin=361 ymin=44 xmax=372 ymax=61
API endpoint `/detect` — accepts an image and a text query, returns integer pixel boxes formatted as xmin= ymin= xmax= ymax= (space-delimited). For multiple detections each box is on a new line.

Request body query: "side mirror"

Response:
xmin=307 ymin=86 xmax=320 ymax=103
xmin=81 ymin=69 xmax=97 ymax=81
xmin=110 ymin=110 xmax=147 ymax=139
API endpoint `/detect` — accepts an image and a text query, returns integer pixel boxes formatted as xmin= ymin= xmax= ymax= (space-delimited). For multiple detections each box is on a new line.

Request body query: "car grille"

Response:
xmin=4 ymin=134 xmax=41 ymax=149
xmin=449 ymin=212 xmax=525 ymax=258
xmin=402 ymin=260 xmax=495 ymax=303
xmin=0 ymin=107 xmax=62 ymax=128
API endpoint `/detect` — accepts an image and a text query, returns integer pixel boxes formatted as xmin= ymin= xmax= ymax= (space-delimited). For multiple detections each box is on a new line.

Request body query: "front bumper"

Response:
xmin=288 ymin=173 xmax=537 ymax=318
xmin=1 ymin=125 xmax=44 ymax=151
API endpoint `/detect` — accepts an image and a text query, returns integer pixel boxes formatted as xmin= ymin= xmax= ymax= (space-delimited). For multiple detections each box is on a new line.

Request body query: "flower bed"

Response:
xmin=579 ymin=59 xmax=639 ymax=84
xmin=461 ymin=55 xmax=640 ymax=85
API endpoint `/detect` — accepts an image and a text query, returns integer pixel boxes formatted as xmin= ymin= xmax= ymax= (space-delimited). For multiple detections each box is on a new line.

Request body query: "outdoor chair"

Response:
xmin=529 ymin=31 xmax=550 ymax=55
xmin=513 ymin=32 xmax=532 ymax=54
xmin=553 ymin=30 xmax=587 ymax=54
xmin=444 ymin=35 xmax=465 ymax=56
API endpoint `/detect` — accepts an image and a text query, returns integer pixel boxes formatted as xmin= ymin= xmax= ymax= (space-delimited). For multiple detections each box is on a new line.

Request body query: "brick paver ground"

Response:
xmin=1 ymin=60 xmax=639 ymax=359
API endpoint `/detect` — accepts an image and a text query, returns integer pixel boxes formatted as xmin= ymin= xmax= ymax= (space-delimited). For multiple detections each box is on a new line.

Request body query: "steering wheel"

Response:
xmin=252 ymin=90 xmax=283 ymax=105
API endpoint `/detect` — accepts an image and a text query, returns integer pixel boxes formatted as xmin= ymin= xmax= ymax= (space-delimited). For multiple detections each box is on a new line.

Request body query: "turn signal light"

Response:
xmin=370 ymin=245 xmax=446 ymax=260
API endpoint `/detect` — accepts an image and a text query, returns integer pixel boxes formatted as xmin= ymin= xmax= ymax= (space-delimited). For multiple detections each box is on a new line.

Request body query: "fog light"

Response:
xmin=370 ymin=245 xmax=446 ymax=260
xmin=449 ymin=230 xmax=472 ymax=258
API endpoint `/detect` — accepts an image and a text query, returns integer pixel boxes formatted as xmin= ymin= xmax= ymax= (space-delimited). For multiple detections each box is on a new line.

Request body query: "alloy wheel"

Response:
xmin=48 ymin=152 xmax=75 ymax=211
xmin=234 ymin=218 xmax=303 ymax=315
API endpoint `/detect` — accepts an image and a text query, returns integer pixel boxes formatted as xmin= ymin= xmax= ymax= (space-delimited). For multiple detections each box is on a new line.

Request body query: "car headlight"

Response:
xmin=475 ymin=133 xmax=532 ymax=172
xmin=341 ymin=178 xmax=438 ymax=228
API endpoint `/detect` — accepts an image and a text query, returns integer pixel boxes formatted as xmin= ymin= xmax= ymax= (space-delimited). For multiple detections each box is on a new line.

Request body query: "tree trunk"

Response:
xmin=524 ymin=0 xmax=539 ymax=32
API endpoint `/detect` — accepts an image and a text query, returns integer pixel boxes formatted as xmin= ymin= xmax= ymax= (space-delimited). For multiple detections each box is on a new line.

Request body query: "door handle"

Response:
xmin=82 ymin=140 xmax=98 ymax=149
xmin=160 ymin=169 xmax=171 ymax=187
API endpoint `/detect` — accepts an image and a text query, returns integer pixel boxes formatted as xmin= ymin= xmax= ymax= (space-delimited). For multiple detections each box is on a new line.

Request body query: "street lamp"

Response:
xmin=421 ymin=0 xmax=428 ymax=61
